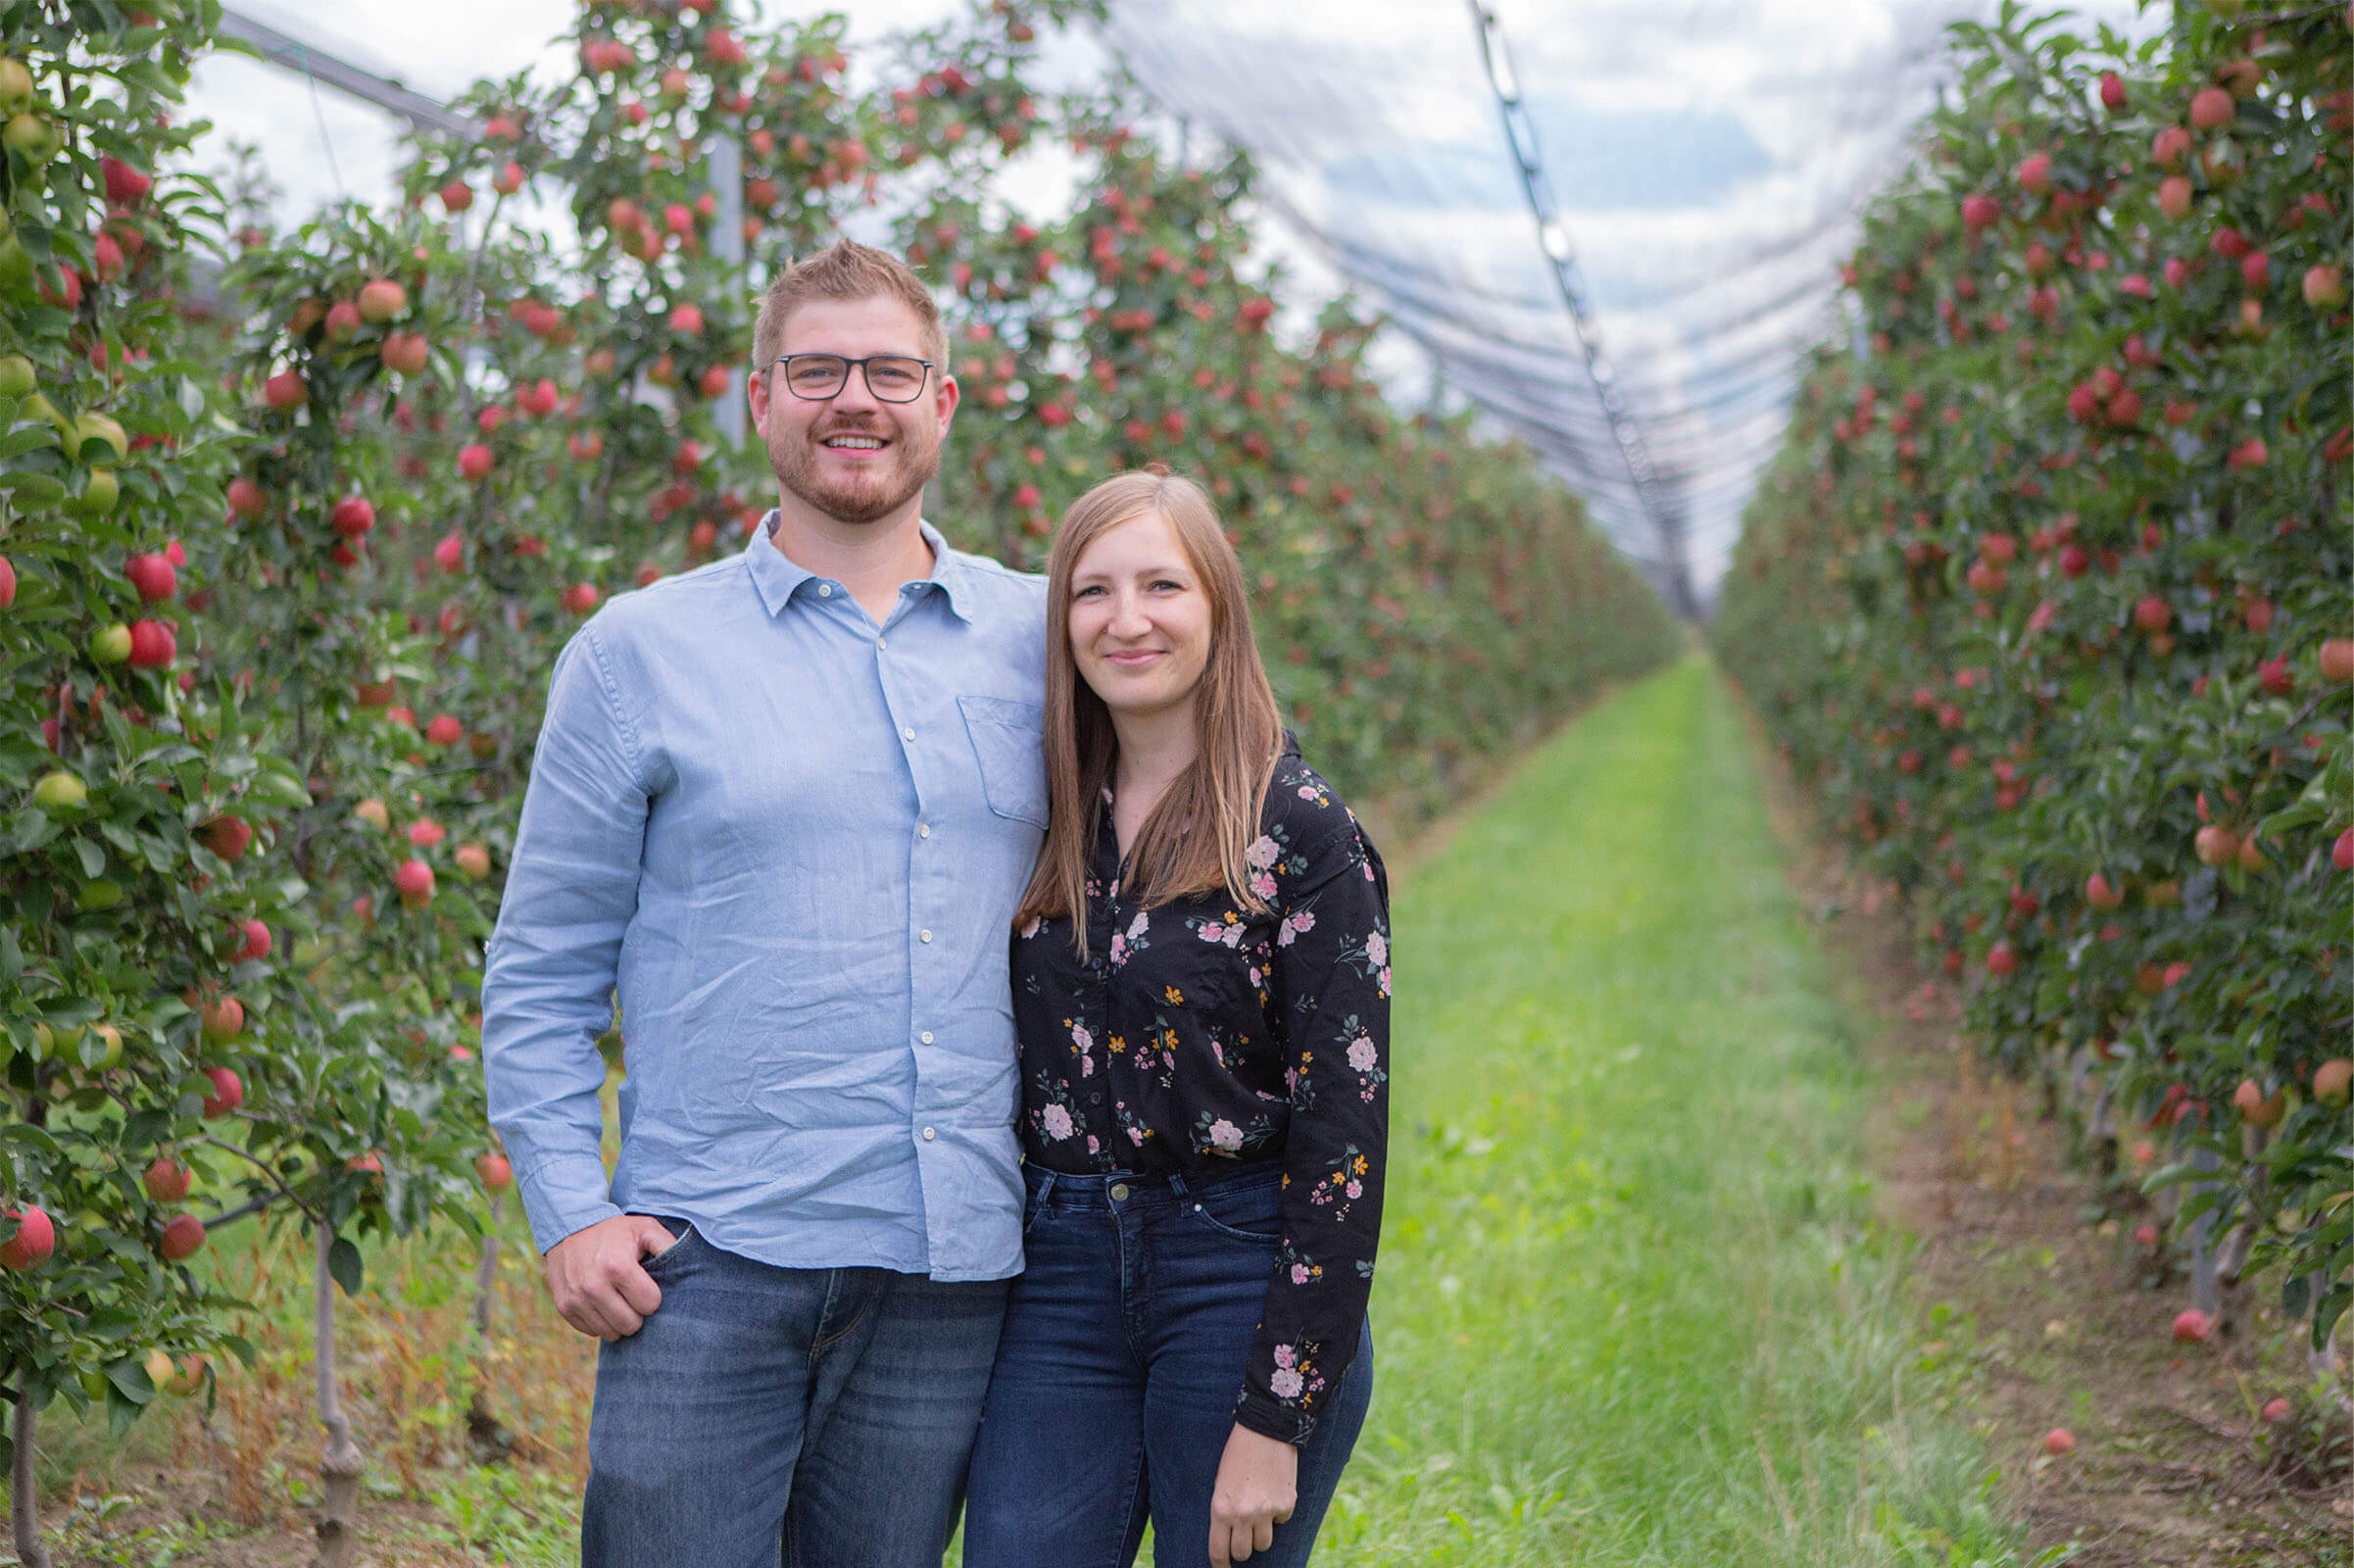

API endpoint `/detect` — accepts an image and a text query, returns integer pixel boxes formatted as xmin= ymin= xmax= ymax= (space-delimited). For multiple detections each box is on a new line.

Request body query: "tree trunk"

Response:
xmin=312 ymin=1227 xmax=366 ymax=1568
xmin=464 ymin=1192 xmax=515 ymax=1462
xmin=12 ymin=1393 xmax=51 ymax=1568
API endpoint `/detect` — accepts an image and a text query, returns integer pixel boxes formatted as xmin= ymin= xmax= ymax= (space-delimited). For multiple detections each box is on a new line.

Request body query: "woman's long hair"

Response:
xmin=1012 ymin=470 xmax=1283 ymax=959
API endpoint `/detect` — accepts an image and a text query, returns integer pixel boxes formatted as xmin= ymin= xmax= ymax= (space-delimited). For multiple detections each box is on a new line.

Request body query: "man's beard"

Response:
xmin=767 ymin=417 xmax=940 ymax=526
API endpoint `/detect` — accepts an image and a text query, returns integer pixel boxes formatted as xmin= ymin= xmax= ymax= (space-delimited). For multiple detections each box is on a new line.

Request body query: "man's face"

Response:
xmin=749 ymin=294 xmax=956 ymax=527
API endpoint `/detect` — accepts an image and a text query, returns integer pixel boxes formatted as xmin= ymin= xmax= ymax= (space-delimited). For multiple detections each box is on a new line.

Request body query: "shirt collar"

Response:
xmin=744 ymin=510 xmax=974 ymax=623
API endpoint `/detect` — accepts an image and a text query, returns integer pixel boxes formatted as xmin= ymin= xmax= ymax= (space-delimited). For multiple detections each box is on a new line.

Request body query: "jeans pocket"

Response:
xmin=1186 ymin=1174 xmax=1283 ymax=1244
xmin=640 ymin=1218 xmax=697 ymax=1272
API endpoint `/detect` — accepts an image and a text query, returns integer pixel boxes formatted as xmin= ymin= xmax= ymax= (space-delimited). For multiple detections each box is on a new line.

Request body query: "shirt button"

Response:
xmin=1109 ymin=1183 xmax=1130 ymax=1201
xmin=877 ymin=636 xmax=888 ymax=650
xmin=919 ymin=929 xmax=933 ymax=943
xmin=817 ymin=583 xmax=833 ymax=598
xmin=920 ymin=1030 xmax=935 ymax=1045
xmin=902 ymin=726 xmax=915 ymax=742
xmin=922 ymin=1127 xmax=936 ymax=1142
xmin=917 ymin=823 xmax=931 ymax=839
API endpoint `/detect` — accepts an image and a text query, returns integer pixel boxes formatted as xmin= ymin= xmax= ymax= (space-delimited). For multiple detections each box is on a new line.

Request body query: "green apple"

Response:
xmin=86 ymin=1022 xmax=122 ymax=1067
xmin=77 ymin=879 xmax=124 ymax=911
xmin=3 ymin=113 xmax=55 ymax=167
xmin=69 ymin=412 xmax=125 ymax=464
xmin=0 ymin=59 xmax=32 ymax=116
xmin=30 ymin=769 xmax=86 ymax=811
xmin=0 ymin=353 xmax=33 ymax=397
xmin=77 ymin=467 xmax=118 ymax=514
xmin=90 ymin=623 xmax=131 ymax=663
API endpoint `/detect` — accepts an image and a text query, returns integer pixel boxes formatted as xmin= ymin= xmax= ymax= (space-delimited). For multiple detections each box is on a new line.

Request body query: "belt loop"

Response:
xmin=1037 ymin=1169 xmax=1056 ymax=1203
xmin=1167 ymin=1170 xmax=1190 ymax=1200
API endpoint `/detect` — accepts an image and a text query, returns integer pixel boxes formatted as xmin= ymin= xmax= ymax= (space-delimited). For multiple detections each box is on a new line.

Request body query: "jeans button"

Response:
xmin=1109 ymin=1183 xmax=1129 ymax=1201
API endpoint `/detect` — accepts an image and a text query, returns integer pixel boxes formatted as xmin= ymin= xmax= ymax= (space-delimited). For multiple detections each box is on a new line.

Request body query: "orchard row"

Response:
xmin=1717 ymin=4 xmax=2350 ymax=1348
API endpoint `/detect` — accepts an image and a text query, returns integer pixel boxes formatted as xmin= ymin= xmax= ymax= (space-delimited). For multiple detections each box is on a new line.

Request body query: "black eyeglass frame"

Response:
xmin=768 ymin=353 xmax=936 ymax=403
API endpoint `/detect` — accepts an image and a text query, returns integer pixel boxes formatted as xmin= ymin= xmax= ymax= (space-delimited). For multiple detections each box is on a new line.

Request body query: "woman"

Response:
xmin=964 ymin=471 xmax=1390 ymax=1568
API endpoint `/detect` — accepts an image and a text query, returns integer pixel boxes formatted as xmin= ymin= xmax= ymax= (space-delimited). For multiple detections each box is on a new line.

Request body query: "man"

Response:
xmin=483 ymin=240 xmax=1047 ymax=1567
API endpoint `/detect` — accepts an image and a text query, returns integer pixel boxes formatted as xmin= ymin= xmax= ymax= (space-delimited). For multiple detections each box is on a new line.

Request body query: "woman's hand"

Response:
xmin=1208 ymin=1423 xmax=1298 ymax=1566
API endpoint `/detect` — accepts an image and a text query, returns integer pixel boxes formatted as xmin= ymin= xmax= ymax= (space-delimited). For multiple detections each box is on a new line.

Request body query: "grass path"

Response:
xmin=1311 ymin=657 xmax=2035 ymax=1566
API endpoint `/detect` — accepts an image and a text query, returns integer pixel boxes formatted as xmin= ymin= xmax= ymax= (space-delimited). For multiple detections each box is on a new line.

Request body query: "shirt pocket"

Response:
xmin=957 ymin=694 xmax=1049 ymax=829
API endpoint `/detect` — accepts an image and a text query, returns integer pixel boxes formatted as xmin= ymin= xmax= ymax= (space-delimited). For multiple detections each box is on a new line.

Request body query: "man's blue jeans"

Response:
xmin=962 ymin=1165 xmax=1373 ymax=1568
xmin=578 ymin=1219 xmax=1008 ymax=1568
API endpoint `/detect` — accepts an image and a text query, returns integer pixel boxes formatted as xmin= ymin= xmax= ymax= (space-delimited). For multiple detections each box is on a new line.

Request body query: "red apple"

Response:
xmin=330 ymin=495 xmax=374 ymax=538
xmin=2305 ymin=265 xmax=2348 ymax=309
xmin=475 ymin=1152 xmax=513 ymax=1191
xmin=157 ymin=1212 xmax=206 ymax=1261
xmin=200 ymin=1064 xmax=242 ymax=1117
xmin=440 ymin=178 xmax=474 ymax=213
xmin=125 ymin=551 xmax=176 ymax=602
xmin=2188 ymin=86 xmax=2234 ymax=130
xmin=234 ymin=917 xmax=272 ymax=961
xmin=2171 ymin=1308 xmax=2211 ymax=1343
xmin=424 ymin=714 xmax=463 ymax=747
xmin=667 ymin=302 xmax=706 ymax=335
xmin=2042 ymin=1428 xmax=2074 ymax=1456
xmin=200 ymin=815 xmax=252 ymax=861
xmin=2133 ymin=596 xmax=2171 ymax=633
xmin=563 ymin=581 xmax=601 ymax=614
xmin=2134 ymin=1223 xmax=2158 ymax=1247
xmin=2260 ymin=1396 xmax=2290 ymax=1423
xmin=264 ymin=369 xmax=306 ymax=411
xmin=1986 ymin=943 xmax=2018 ymax=977
xmin=226 ymin=476 xmax=267 ymax=520
xmin=126 ymin=618 xmax=175 ymax=668
xmin=2193 ymin=825 xmax=2238 ymax=866
xmin=102 ymin=154 xmax=151 ymax=206
xmin=200 ymin=995 xmax=244 ymax=1043
xmin=2314 ymin=1058 xmax=2351 ymax=1104
xmin=2085 ymin=872 xmax=2122 ymax=910
xmin=2319 ymin=639 xmax=2354 ymax=683
xmin=455 ymin=843 xmax=492 ymax=880
xmin=394 ymin=858 xmax=435 ymax=907
xmin=142 ymin=1156 xmax=191 ymax=1202
xmin=1 ymin=1205 xmax=54 ymax=1269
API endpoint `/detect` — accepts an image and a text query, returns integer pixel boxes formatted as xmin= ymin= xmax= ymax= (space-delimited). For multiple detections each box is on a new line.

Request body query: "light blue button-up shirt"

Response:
xmin=482 ymin=515 xmax=1047 ymax=1282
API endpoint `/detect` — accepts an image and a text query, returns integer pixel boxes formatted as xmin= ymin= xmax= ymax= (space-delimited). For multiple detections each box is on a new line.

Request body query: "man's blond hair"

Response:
xmin=752 ymin=240 xmax=947 ymax=373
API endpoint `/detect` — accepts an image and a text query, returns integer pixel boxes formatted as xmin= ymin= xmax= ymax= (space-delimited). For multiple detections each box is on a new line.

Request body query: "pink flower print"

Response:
xmin=1347 ymin=1037 xmax=1378 ymax=1073
xmin=1345 ymin=1180 xmax=1362 ymax=1200
xmin=1070 ymin=1022 xmax=1094 ymax=1054
xmin=1086 ymin=1135 xmax=1100 ymax=1153
xmin=1040 ymin=1103 xmax=1074 ymax=1141
xmin=1109 ymin=934 xmax=1129 ymax=966
xmin=1291 ymin=1263 xmax=1312 ymax=1285
xmin=1080 ymin=1054 xmax=1094 ymax=1077
xmin=1249 ymin=870 xmax=1278 ymax=901
xmin=1127 ymin=910 xmax=1150 ymax=940
xmin=1273 ymin=1345 xmax=1298 ymax=1369
xmin=1247 ymin=835 xmax=1280 ymax=870
xmin=1249 ymin=965 xmax=1263 ymax=988
xmin=1378 ymin=965 xmax=1392 ymax=997
xmin=1128 ymin=1125 xmax=1146 ymax=1146
xmin=1221 ymin=924 xmax=1244 ymax=949
xmin=1019 ymin=915 xmax=1042 ymax=940
xmin=1297 ymin=785 xmax=1320 ymax=801
xmin=1366 ymin=931 xmax=1387 ymax=966
xmin=1270 ymin=1366 xmax=1304 ymax=1399
xmin=1199 ymin=921 xmax=1227 ymax=944
xmin=1277 ymin=909 xmax=1315 ymax=948
xmin=1207 ymin=1118 xmax=1244 ymax=1152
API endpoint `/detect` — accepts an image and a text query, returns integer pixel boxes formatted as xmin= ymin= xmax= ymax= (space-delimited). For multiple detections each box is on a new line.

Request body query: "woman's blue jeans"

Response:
xmin=962 ymin=1164 xmax=1373 ymax=1568
xmin=576 ymin=1218 xmax=1008 ymax=1568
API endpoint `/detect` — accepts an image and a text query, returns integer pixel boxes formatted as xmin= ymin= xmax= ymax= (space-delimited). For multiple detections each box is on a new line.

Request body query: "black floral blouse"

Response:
xmin=1012 ymin=741 xmax=1390 ymax=1445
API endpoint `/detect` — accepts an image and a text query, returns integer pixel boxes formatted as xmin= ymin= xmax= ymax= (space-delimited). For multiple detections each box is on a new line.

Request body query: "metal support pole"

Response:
xmin=1464 ymin=1 xmax=1692 ymax=616
xmin=709 ymin=133 xmax=748 ymax=447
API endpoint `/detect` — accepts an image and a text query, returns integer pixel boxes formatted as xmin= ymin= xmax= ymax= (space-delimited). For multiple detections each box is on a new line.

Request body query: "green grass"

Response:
xmin=1307 ymin=658 xmax=2051 ymax=1567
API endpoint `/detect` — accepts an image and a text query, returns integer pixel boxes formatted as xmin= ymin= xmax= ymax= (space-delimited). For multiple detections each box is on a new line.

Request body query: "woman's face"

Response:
xmin=1066 ymin=510 xmax=1214 ymax=725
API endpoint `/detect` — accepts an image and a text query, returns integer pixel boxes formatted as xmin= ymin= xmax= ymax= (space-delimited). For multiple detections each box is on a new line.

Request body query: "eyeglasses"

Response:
xmin=770 ymin=353 xmax=934 ymax=403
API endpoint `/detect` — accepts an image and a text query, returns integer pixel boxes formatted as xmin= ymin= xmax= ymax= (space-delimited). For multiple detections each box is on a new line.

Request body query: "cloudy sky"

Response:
xmin=183 ymin=0 xmax=2140 ymax=599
